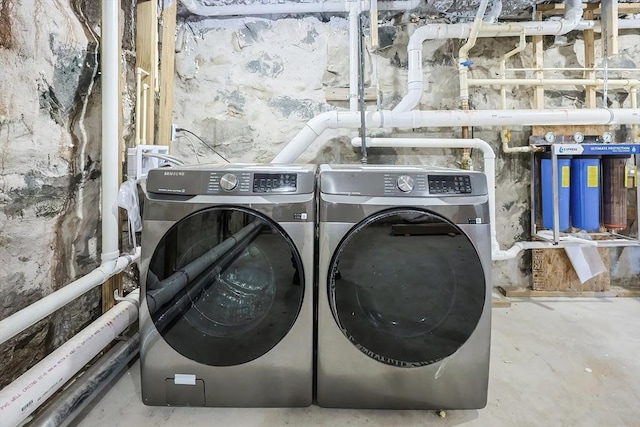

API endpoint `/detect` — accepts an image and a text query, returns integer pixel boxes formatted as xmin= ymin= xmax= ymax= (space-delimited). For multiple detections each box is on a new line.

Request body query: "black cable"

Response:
xmin=175 ymin=128 xmax=230 ymax=163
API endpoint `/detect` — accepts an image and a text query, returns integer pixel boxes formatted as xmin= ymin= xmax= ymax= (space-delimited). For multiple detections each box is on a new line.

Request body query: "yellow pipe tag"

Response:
xmin=625 ymin=165 xmax=629 ymax=188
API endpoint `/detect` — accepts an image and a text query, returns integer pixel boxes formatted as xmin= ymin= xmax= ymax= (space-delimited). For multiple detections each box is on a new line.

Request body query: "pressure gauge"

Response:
xmin=601 ymin=132 xmax=613 ymax=143
xmin=573 ymin=132 xmax=584 ymax=143
xmin=544 ymin=132 xmax=556 ymax=143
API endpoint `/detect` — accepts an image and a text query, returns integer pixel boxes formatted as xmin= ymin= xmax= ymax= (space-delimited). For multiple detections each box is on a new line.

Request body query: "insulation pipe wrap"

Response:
xmin=0 ymin=291 xmax=140 ymax=427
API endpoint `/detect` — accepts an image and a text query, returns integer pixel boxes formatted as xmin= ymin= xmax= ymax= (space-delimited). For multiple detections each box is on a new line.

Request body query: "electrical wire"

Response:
xmin=178 ymin=134 xmax=202 ymax=164
xmin=175 ymin=128 xmax=230 ymax=163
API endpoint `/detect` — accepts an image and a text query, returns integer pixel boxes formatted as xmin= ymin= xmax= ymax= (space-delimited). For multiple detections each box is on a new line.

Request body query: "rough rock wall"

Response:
xmin=0 ymin=0 xmax=136 ymax=388
xmin=171 ymin=15 xmax=639 ymax=288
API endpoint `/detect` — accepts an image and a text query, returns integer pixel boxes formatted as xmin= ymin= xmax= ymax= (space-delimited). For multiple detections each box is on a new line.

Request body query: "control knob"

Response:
xmin=219 ymin=173 xmax=238 ymax=191
xmin=397 ymin=175 xmax=415 ymax=193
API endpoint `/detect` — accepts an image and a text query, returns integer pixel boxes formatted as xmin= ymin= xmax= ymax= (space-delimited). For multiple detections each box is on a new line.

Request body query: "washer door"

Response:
xmin=328 ymin=208 xmax=485 ymax=367
xmin=146 ymin=206 xmax=304 ymax=366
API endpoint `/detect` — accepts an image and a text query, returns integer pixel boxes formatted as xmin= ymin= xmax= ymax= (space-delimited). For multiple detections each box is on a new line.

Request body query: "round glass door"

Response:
xmin=328 ymin=208 xmax=485 ymax=367
xmin=147 ymin=206 xmax=304 ymax=366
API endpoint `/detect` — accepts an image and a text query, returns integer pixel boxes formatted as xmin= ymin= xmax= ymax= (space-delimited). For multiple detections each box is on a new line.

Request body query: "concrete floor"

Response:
xmin=74 ymin=297 xmax=640 ymax=427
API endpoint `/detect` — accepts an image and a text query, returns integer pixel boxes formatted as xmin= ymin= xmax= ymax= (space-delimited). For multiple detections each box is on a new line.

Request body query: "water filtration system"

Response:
xmin=532 ymin=133 xmax=639 ymax=245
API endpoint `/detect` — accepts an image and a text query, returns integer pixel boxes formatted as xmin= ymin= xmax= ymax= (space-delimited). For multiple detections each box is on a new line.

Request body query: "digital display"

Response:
xmin=253 ymin=173 xmax=297 ymax=193
xmin=428 ymin=175 xmax=472 ymax=194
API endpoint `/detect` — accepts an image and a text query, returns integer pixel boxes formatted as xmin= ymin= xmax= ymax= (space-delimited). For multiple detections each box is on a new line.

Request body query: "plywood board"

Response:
xmin=532 ymin=247 xmax=610 ymax=292
xmin=532 ymin=125 xmax=608 ymax=137
xmin=498 ymin=285 xmax=639 ymax=298
xmin=135 ymin=0 xmax=158 ymax=145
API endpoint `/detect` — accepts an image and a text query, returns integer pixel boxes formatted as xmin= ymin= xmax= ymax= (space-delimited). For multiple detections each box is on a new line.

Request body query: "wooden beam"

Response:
xmin=537 ymin=2 xmax=640 ymax=16
xmin=533 ymin=11 xmax=545 ymax=110
xmin=603 ymin=0 xmax=619 ymax=55
xmin=157 ymin=1 xmax=176 ymax=147
xmin=583 ymin=6 xmax=597 ymax=108
xmin=135 ymin=0 xmax=158 ymax=145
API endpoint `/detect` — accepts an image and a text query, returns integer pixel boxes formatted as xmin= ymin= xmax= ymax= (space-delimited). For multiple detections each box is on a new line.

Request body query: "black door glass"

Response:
xmin=329 ymin=208 xmax=485 ymax=367
xmin=147 ymin=206 xmax=304 ymax=366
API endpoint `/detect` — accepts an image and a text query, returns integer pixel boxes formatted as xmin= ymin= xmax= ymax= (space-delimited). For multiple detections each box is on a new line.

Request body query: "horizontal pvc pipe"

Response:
xmin=468 ymin=78 xmax=640 ymax=88
xmin=180 ymin=0 xmax=420 ymax=16
xmin=0 ymin=248 xmax=140 ymax=346
xmin=271 ymin=108 xmax=640 ymax=164
xmin=0 ymin=291 xmax=140 ymax=427
xmin=29 ymin=333 xmax=140 ymax=427
xmin=351 ymin=137 xmax=503 ymax=257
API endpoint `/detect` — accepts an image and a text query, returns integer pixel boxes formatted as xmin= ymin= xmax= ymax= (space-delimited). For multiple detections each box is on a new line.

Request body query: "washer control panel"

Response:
xmin=252 ymin=173 xmax=297 ymax=193
xmin=428 ymin=174 xmax=472 ymax=194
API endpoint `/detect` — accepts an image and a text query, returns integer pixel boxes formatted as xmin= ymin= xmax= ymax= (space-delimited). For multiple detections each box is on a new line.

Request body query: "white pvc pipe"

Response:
xmin=0 ymin=248 xmax=140 ymax=346
xmin=179 ymin=0 xmax=420 ymax=16
xmin=101 ymin=0 xmax=120 ymax=263
xmin=0 ymin=0 xmax=137 ymax=348
xmin=349 ymin=2 xmax=361 ymax=112
xmin=351 ymin=137 xmax=501 ymax=256
xmin=394 ymin=0 xmax=583 ymax=113
xmin=469 ymin=78 xmax=640 ymax=88
xmin=458 ymin=0 xmax=490 ymax=107
xmin=271 ymin=108 xmax=640 ymax=164
xmin=347 ymin=137 xmax=618 ymax=260
xmin=0 ymin=291 xmax=140 ymax=427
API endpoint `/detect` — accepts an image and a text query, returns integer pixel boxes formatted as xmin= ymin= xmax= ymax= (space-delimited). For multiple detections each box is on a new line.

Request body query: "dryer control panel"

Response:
xmin=427 ymin=175 xmax=472 ymax=194
xmin=319 ymin=165 xmax=487 ymax=197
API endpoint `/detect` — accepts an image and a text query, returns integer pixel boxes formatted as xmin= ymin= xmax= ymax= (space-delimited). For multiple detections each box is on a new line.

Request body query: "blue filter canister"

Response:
xmin=570 ymin=157 xmax=600 ymax=231
xmin=541 ymin=157 xmax=571 ymax=231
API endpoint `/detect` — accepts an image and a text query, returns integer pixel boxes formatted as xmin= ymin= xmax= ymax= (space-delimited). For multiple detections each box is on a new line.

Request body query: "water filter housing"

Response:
xmin=570 ymin=157 xmax=600 ymax=231
xmin=541 ymin=157 xmax=571 ymax=231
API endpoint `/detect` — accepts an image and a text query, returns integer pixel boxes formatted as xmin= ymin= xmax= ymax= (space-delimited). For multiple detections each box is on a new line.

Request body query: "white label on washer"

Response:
xmin=174 ymin=374 xmax=196 ymax=385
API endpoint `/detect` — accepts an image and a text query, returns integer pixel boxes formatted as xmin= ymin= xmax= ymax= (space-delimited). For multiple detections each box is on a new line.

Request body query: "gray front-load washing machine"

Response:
xmin=317 ymin=164 xmax=492 ymax=409
xmin=139 ymin=164 xmax=315 ymax=407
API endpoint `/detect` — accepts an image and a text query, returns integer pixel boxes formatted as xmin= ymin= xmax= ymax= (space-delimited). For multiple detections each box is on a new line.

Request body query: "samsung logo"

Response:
xmin=163 ymin=171 xmax=185 ymax=176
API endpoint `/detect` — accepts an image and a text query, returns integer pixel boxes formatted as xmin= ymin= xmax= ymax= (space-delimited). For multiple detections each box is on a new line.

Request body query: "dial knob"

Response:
xmin=397 ymin=175 xmax=415 ymax=193
xmin=219 ymin=173 xmax=238 ymax=191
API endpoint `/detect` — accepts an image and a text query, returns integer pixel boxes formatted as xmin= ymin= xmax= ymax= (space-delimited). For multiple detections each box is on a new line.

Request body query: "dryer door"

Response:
xmin=328 ymin=208 xmax=485 ymax=367
xmin=146 ymin=206 xmax=304 ymax=366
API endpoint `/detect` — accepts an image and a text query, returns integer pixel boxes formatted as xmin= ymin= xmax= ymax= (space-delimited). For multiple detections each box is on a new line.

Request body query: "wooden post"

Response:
xmin=583 ymin=5 xmax=597 ymax=108
xmin=533 ymin=10 xmax=545 ymax=110
xmin=603 ymin=0 xmax=619 ymax=56
xmin=157 ymin=1 xmax=177 ymax=147
xmin=136 ymin=0 xmax=158 ymax=145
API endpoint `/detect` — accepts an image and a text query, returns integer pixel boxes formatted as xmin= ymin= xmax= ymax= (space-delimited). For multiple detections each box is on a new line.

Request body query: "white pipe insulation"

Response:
xmin=393 ymin=0 xmax=583 ymax=113
xmin=0 ymin=291 xmax=140 ymax=427
xmin=179 ymin=0 xmax=420 ymax=16
xmin=271 ymin=108 xmax=640 ymax=164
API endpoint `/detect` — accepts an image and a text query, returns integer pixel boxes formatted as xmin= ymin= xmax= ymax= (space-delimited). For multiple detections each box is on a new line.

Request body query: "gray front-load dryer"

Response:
xmin=140 ymin=164 xmax=315 ymax=407
xmin=317 ymin=164 xmax=492 ymax=409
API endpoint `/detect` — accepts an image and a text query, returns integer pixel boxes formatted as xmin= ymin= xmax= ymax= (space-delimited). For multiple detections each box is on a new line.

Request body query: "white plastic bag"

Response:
xmin=117 ymin=178 xmax=142 ymax=247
